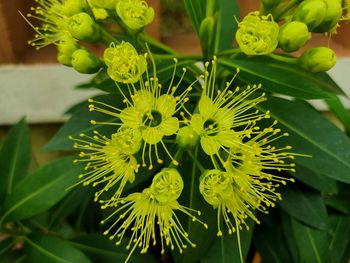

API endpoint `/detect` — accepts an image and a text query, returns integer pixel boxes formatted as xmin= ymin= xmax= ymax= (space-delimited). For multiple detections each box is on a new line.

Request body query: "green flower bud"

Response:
xmin=293 ymin=0 xmax=327 ymax=30
xmin=103 ymin=41 xmax=147 ymax=83
xmin=236 ymin=12 xmax=279 ymax=55
xmin=71 ymin=49 xmax=101 ymax=74
xmin=199 ymin=16 xmax=215 ymax=57
xmin=57 ymin=37 xmax=79 ymax=66
xmin=116 ymin=0 xmax=155 ymax=30
xmin=176 ymin=126 xmax=199 ymax=149
xmin=262 ymin=0 xmax=283 ymax=7
xmin=62 ymin=0 xmax=89 ymax=17
xmin=298 ymin=47 xmax=336 ymax=72
xmin=90 ymin=0 xmax=116 ymax=9
xmin=313 ymin=0 xmax=342 ymax=32
xmin=68 ymin=12 xmax=101 ymax=42
xmin=150 ymin=168 xmax=184 ymax=203
xmin=278 ymin=21 xmax=311 ymax=52
xmin=91 ymin=8 xmax=109 ymax=20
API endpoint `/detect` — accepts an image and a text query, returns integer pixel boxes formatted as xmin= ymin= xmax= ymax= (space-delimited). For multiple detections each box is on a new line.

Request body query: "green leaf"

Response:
xmin=219 ymin=57 xmax=338 ymax=99
xmin=291 ymin=218 xmax=331 ymax=263
xmin=184 ymin=0 xmax=206 ymax=35
xmin=213 ymin=0 xmax=239 ymax=53
xmin=292 ymin=165 xmax=338 ymax=194
xmin=70 ymin=234 xmax=158 ymax=263
xmin=279 ymin=186 xmax=328 ymax=230
xmin=202 ymin=219 xmax=254 ymax=263
xmin=325 ymin=95 xmax=350 ymax=133
xmin=25 ymin=235 xmax=91 ymax=263
xmin=329 ymin=215 xmax=350 ymax=263
xmin=281 ymin=213 xmax=300 ymax=263
xmin=324 ymin=183 xmax=350 ymax=214
xmin=45 ymin=94 xmax=123 ymax=151
xmin=0 ymin=238 xmax=15 ymax=256
xmin=0 ymin=118 xmax=31 ymax=202
xmin=257 ymin=97 xmax=350 ymax=183
xmin=0 ymin=157 xmax=82 ymax=224
xmin=254 ymin=223 xmax=293 ymax=263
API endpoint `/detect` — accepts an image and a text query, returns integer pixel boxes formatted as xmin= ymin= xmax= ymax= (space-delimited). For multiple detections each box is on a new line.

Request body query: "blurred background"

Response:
xmin=0 ymin=0 xmax=349 ymax=167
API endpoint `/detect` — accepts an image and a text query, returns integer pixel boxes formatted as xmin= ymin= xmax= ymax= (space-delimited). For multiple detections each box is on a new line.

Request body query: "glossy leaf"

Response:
xmin=0 ymin=118 xmax=31 ymax=202
xmin=257 ymin=97 xmax=350 ymax=183
xmin=219 ymin=57 xmax=339 ymax=99
xmin=292 ymin=165 xmax=338 ymax=194
xmin=45 ymin=94 xmax=122 ymax=151
xmin=325 ymin=95 xmax=350 ymax=133
xmin=329 ymin=215 xmax=350 ymax=263
xmin=279 ymin=186 xmax=328 ymax=230
xmin=202 ymin=219 xmax=254 ymax=263
xmin=291 ymin=218 xmax=331 ymax=263
xmin=324 ymin=183 xmax=350 ymax=214
xmin=70 ymin=234 xmax=157 ymax=263
xmin=0 ymin=157 xmax=82 ymax=223
xmin=281 ymin=213 xmax=300 ymax=263
xmin=25 ymin=235 xmax=91 ymax=263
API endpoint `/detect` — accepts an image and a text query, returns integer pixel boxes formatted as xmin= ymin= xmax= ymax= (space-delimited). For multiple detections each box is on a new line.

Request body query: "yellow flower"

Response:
xmin=70 ymin=128 xmax=141 ymax=202
xmin=89 ymin=56 xmax=195 ymax=169
xmin=115 ymin=0 xmax=155 ymax=30
xmin=24 ymin=0 xmax=71 ymax=49
xmin=236 ymin=12 xmax=279 ymax=55
xmin=190 ymin=58 xmax=269 ymax=156
xmin=103 ymin=42 xmax=147 ymax=83
xmin=101 ymin=169 xmax=207 ymax=262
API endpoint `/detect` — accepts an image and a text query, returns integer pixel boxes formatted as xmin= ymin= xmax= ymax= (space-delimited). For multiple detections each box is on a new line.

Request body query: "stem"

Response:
xmin=100 ymin=27 xmax=117 ymax=45
xmin=187 ymin=149 xmax=205 ymax=173
xmin=153 ymin=54 xmax=201 ymax=61
xmin=273 ymin=0 xmax=301 ymax=20
xmin=269 ymin=53 xmax=298 ymax=64
xmin=218 ymin=48 xmax=241 ymax=57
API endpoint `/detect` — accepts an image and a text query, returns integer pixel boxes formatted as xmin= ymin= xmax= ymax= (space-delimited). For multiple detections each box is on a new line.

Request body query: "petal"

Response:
xmin=133 ymin=90 xmax=153 ymax=112
xmin=190 ymin=114 xmax=204 ymax=134
xmin=142 ymin=127 xmax=163 ymax=144
xmin=156 ymin=94 xmax=176 ymax=117
xmin=200 ymin=136 xmax=221 ymax=155
xmin=217 ymin=130 xmax=241 ymax=148
xmin=161 ymin=117 xmax=179 ymax=136
xmin=199 ymin=95 xmax=217 ymax=118
xmin=120 ymin=107 xmax=142 ymax=128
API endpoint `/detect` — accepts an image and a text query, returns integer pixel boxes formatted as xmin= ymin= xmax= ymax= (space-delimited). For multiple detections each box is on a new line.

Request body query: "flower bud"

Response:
xmin=293 ymin=0 xmax=327 ymax=30
xmin=90 ymin=0 xmax=116 ymax=9
xmin=71 ymin=49 xmax=101 ymax=74
xmin=62 ymin=0 xmax=89 ymax=17
xmin=91 ymin=8 xmax=109 ymax=20
xmin=176 ymin=126 xmax=199 ymax=150
xmin=278 ymin=21 xmax=310 ymax=52
xmin=116 ymin=0 xmax=155 ymax=30
xmin=68 ymin=12 xmax=101 ymax=42
xmin=313 ymin=0 xmax=342 ymax=32
xmin=103 ymin=42 xmax=147 ymax=83
xmin=298 ymin=47 xmax=336 ymax=72
xmin=150 ymin=168 xmax=184 ymax=203
xmin=199 ymin=16 xmax=215 ymax=57
xmin=236 ymin=12 xmax=279 ymax=55
xmin=57 ymin=37 xmax=79 ymax=66
xmin=111 ymin=128 xmax=142 ymax=155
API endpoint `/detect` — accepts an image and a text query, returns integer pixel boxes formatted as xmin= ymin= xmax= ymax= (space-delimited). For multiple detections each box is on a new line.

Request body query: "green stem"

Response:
xmin=187 ymin=149 xmax=205 ymax=173
xmin=269 ymin=53 xmax=298 ymax=64
xmin=218 ymin=48 xmax=241 ymax=57
xmin=100 ymin=27 xmax=117 ymax=45
xmin=153 ymin=54 xmax=201 ymax=61
xmin=273 ymin=0 xmax=301 ymax=20
xmin=140 ymin=33 xmax=177 ymax=54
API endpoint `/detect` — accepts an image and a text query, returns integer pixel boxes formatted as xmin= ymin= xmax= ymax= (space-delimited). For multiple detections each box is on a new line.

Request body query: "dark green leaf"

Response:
xmin=202 ymin=219 xmax=254 ymax=263
xmin=291 ymin=218 xmax=331 ymax=263
xmin=70 ymin=234 xmax=157 ymax=263
xmin=219 ymin=57 xmax=338 ymax=99
xmin=0 ymin=118 xmax=31 ymax=202
xmin=184 ymin=0 xmax=206 ymax=35
xmin=254 ymin=224 xmax=292 ymax=263
xmin=292 ymin=165 xmax=338 ymax=194
xmin=325 ymin=95 xmax=350 ymax=133
xmin=324 ymin=183 xmax=350 ymax=214
xmin=0 ymin=238 xmax=15 ymax=256
xmin=281 ymin=212 xmax=300 ymax=263
xmin=329 ymin=215 xmax=350 ymax=263
xmin=279 ymin=186 xmax=328 ymax=230
xmin=257 ymin=97 xmax=350 ymax=183
xmin=25 ymin=235 xmax=91 ymax=263
xmin=213 ymin=0 xmax=239 ymax=53
xmin=45 ymin=94 xmax=123 ymax=151
xmin=0 ymin=157 xmax=82 ymax=223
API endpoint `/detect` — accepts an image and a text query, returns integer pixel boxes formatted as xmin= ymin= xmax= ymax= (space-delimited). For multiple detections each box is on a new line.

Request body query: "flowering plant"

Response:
xmin=1 ymin=0 xmax=350 ymax=262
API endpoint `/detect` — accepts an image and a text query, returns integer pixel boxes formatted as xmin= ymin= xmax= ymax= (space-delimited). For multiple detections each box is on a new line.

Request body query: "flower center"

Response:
xmin=143 ymin=110 xmax=163 ymax=127
xmin=203 ymin=118 xmax=219 ymax=136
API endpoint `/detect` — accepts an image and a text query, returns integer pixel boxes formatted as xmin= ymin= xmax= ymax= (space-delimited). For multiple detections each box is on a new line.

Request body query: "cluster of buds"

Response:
xmin=236 ymin=0 xmax=349 ymax=72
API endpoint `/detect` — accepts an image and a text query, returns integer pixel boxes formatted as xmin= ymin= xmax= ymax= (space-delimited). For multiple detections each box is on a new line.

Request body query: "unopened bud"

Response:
xmin=62 ymin=0 xmax=88 ymax=17
xmin=278 ymin=21 xmax=310 ymax=52
xmin=57 ymin=37 xmax=79 ymax=66
xmin=68 ymin=12 xmax=101 ymax=42
xmin=313 ymin=0 xmax=342 ymax=32
xmin=176 ymin=126 xmax=199 ymax=150
xmin=71 ymin=49 xmax=101 ymax=74
xmin=298 ymin=47 xmax=336 ymax=72
xmin=199 ymin=16 xmax=215 ymax=56
xmin=293 ymin=0 xmax=327 ymax=30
